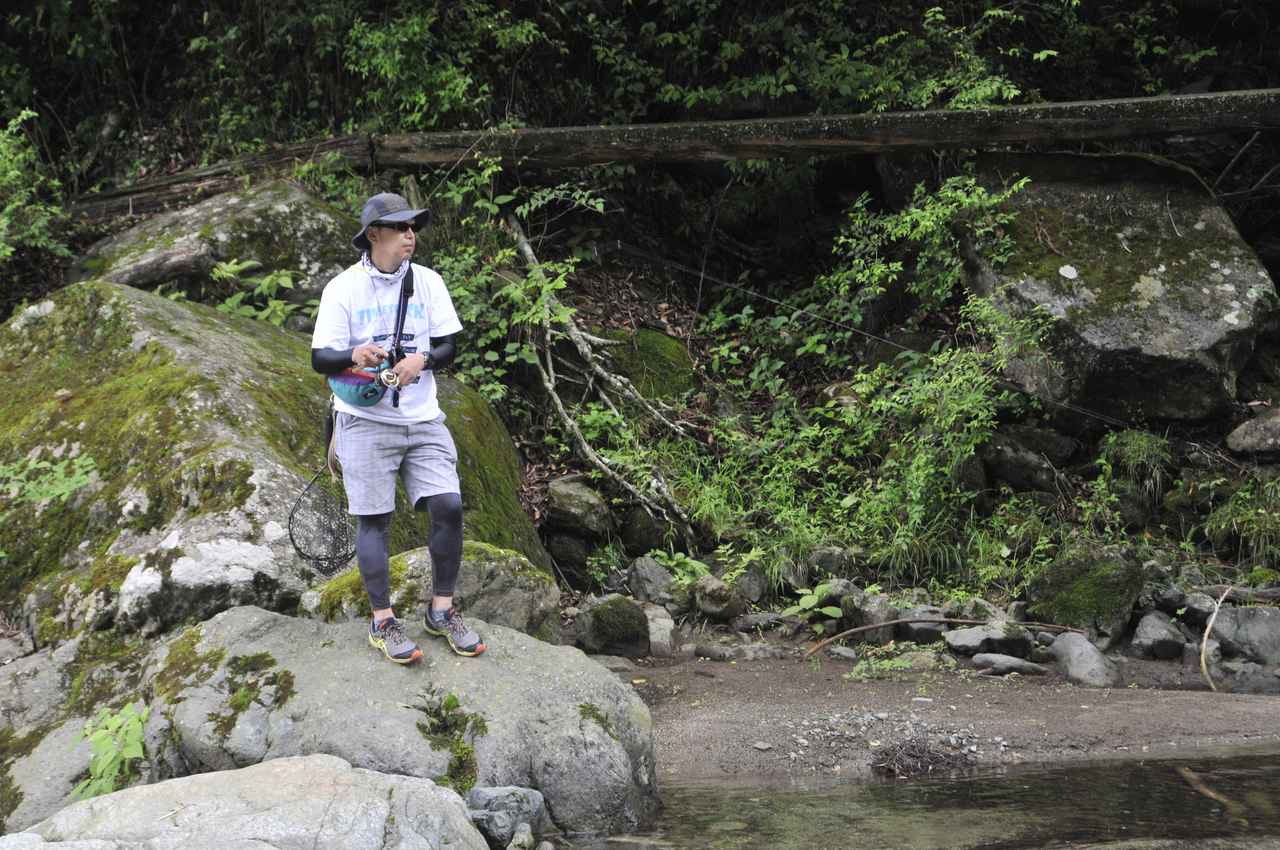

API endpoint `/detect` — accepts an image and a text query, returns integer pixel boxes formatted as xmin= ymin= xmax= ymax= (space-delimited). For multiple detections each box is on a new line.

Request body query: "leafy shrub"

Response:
xmin=1100 ymin=429 xmax=1172 ymax=506
xmin=0 ymin=110 xmax=67 ymax=268
xmin=71 ymin=703 xmax=150 ymax=800
xmin=1204 ymin=478 xmax=1280 ymax=567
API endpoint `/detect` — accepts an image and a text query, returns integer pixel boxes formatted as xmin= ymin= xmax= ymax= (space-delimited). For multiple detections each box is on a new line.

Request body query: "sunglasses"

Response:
xmin=372 ymin=221 xmax=416 ymax=233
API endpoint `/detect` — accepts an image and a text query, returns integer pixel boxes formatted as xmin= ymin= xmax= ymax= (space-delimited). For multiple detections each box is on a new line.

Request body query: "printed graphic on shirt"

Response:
xmin=355 ymin=303 xmax=426 ymax=325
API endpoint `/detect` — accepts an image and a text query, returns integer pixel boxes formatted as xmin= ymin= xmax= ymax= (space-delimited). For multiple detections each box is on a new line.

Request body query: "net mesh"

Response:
xmin=288 ymin=470 xmax=356 ymax=576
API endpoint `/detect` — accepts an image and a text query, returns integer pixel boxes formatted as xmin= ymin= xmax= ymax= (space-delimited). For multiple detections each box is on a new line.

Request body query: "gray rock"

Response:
xmin=732 ymin=612 xmax=784 ymax=632
xmin=693 ymin=641 xmax=789 ymax=662
xmin=693 ymin=574 xmax=745 ymax=622
xmin=575 ymin=594 xmax=650 ymax=658
xmin=643 ymin=603 xmax=677 ymax=657
xmin=896 ymin=606 xmax=947 ymax=644
xmin=139 ymin=607 xmax=656 ymax=837
xmin=467 ymin=786 xmax=547 ymax=847
xmin=544 ymin=476 xmax=614 ymax=540
xmin=5 ymin=720 xmax=93 ymax=833
xmin=4 ymin=754 xmax=486 ymax=850
xmin=840 ymin=592 xmax=899 ymax=645
xmin=1130 ymin=611 xmax=1187 ymax=660
xmin=969 ymin=152 xmax=1278 ymax=423
xmin=944 ymin=623 xmax=1034 ymax=658
xmin=972 ymin=653 xmax=1051 ymax=676
xmin=1227 ymin=409 xmax=1280 ymax=454
xmin=942 ymin=597 xmax=1003 ymax=623
xmin=618 ymin=505 xmax=670 ymax=558
xmin=732 ymin=564 xmax=770 ymax=605
xmin=1181 ymin=592 xmax=1217 ymax=625
xmin=70 ymin=181 xmax=354 ymax=322
xmin=507 ymin=822 xmax=536 ymax=850
xmin=1051 ymin=632 xmax=1120 ymax=687
xmin=979 ymin=432 xmax=1065 ymax=493
xmin=1211 ymin=606 xmax=1280 ymax=664
xmin=805 ymin=545 xmax=857 ymax=577
xmin=1153 ymin=586 xmax=1187 ymax=615
xmin=627 ymin=556 xmax=673 ymax=605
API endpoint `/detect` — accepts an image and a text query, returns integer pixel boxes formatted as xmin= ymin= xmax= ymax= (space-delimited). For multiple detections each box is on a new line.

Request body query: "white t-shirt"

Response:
xmin=311 ymin=261 xmax=463 ymax=424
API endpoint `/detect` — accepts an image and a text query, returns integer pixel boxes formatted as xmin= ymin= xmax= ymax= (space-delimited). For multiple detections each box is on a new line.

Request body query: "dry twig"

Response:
xmin=1199 ymin=584 xmax=1232 ymax=692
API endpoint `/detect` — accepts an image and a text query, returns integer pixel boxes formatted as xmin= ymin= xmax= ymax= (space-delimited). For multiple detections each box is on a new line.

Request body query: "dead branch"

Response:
xmin=1213 ymin=131 xmax=1261 ymax=189
xmin=503 ymin=215 xmax=694 ymax=538
xmin=1200 ymin=584 xmax=1233 ymax=692
xmin=1193 ymin=585 xmax=1280 ymax=604
xmin=802 ymin=617 xmax=1085 ymax=659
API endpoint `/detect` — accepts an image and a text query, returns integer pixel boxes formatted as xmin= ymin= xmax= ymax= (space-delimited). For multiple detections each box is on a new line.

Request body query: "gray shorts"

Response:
xmin=334 ymin=412 xmax=460 ymax=515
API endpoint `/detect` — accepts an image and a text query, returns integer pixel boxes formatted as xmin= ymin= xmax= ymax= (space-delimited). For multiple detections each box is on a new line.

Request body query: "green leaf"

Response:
xmin=819 ymin=606 xmax=843 ymax=619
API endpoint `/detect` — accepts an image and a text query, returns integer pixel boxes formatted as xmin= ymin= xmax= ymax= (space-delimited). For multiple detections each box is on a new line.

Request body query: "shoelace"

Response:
xmin=380 ymin=618 xmax=409 ymax=645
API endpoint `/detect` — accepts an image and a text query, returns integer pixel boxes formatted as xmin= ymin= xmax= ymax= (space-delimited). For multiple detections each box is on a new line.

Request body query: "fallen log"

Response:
xmin=378 ymin=88 xmax=1280 ymax=168
xmin=69 ymin=88 xmax=1280 ymax=220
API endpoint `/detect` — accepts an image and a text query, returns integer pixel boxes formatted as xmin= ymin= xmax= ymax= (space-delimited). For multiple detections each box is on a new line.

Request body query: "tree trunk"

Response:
xmin=70 ymin=88 xmax=1280 ymax=219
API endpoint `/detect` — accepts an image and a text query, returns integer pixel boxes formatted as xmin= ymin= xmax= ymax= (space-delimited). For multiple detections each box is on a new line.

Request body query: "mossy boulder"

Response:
xmin=135 ymin=607 xmax=657 ymax=837
xmin=970 ymin=153 xmax=1278 ymax=424
xmin=70 ymin=180 xmax=355 ymax=326
xmin=601 ymin=327 xmax=697 ymax=399
xmin=305 ymin=542 xmax=559 ymax=643
xmin=1028 ymin=540 xmax=1146 ymax=650
xmin=575 ymin=594 xmax=650 ymax=657
xmin=0 ymin=280 xmax=546 ymax=641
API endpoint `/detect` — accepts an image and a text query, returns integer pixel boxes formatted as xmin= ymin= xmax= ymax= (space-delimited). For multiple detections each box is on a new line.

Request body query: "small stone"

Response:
xmin=752 ymin=741 xmax=773 ymax=751
xmin=1058 ymin=264 xmax=1079 ymax=280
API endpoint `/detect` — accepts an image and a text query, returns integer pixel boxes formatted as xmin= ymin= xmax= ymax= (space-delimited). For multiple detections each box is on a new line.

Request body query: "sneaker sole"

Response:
xmin=424 ymin=624 xmax=487 ymax=657
xmin=368 ymin=632 xmax=422 ymax=665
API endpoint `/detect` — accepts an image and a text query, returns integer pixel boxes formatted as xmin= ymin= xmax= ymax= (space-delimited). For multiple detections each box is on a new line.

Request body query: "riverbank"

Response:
xmin=631 ymin=641 xmax=1280 ymax=783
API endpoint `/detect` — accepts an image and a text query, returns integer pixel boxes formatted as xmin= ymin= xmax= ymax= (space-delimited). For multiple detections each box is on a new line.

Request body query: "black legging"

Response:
xmin=355 ymin=492 xmax=464 ymax=611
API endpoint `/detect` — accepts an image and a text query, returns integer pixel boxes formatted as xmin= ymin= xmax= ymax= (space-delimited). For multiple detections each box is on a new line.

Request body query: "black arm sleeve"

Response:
xmin=311 ymin=347 xmax=355 ymax=375
xmin=425 ymin=333 xmax=458 ymax=370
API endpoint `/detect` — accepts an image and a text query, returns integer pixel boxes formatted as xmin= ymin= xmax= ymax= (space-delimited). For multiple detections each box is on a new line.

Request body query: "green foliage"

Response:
xmin=780 ymin=581 xmax=843 ymax=636
xmin=1204 ymin=477 xmax=1280 ymax=568
xmin=1099 ymin=429 xmax=1171 ymax=506
xmin=842 ymin=641 xmax=938 ymax=681
xmin=211 ymin=259 xmax=307 ymax=327
xmin=0 ymin=110 xmax=67 ymax=267
xmin=962 ymin=495 xmax=1055 ymax=598
xmin=70 ymin=703 xmax=149 ymax=801
xmin=651 ymin=550 xmax=711 ymax=588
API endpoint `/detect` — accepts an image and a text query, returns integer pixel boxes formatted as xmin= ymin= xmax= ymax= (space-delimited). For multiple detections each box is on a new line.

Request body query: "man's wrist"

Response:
xmin=420 ymin=352 xmax=433 ymax=370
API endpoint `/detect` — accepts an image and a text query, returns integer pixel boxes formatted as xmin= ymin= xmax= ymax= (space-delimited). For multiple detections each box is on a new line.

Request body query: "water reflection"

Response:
xmin=582 ymin=754 xmax=1280 ymax=850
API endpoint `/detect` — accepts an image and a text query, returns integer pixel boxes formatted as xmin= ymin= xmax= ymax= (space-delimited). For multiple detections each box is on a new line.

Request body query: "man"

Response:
xmin=311 ymin=192 xmax=486 ymax=663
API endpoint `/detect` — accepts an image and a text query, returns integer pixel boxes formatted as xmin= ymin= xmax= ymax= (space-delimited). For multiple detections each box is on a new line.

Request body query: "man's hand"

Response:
xmin=352 ymin=343 xmax=388 ymax=368
xmin=390 ymin=352 xmax=429 ymax=385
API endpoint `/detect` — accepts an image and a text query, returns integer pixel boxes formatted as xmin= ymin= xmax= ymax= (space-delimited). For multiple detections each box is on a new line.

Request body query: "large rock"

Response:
xmin=1051 ymin=632 xmax=1120 ymax=687
xmin=70 ymin=180 xmax=355 ymax=324
xmin=544 ymin=476 xmax=614 ymax=540
xmin=0 ymin=754 xmax=487 ymax=850
xmin=943 ymin=623 xmax=1034 ymax=658
xmin=1210 ymin=606 xmax=1280 ymax=665
xmin=575 ymin=594 xmax=650 ymax=657
xmin=303 ymin=541 xmax=560 ymax=643
xmin=0 ymin=282 xmax=548 ymax=641
xmin=137 ymin=607 xmax=656 ymax=837
xmin=1130 ymin=611 xmax=1187 ymax=660
xmin=969 ymin=153 xmax=1278 ymax=424
xmin=1028 ymin=540 xmax=1145 ymax=650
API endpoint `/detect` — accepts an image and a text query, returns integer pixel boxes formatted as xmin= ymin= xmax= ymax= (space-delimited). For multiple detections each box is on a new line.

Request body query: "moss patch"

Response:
xmin=412 ymin=690 xmax=487 ymax=794
xmin=0 ymin=282 xmax=255 ymax=605
xmin=580 ymin=595 xmax=649 ymax=654
xmin=601 ymin=327 xmax=697 ymax=399
xmin=64 ymin=631 xmax=147 ymax=717
xmin=152 ymin=625 xmax=226 ymax=705
xmin=1028 ymin=541 xmax=1146 ymax=632
xmin=579 ymin=702 xmax=617 ymax=740
xmin=0 ymin=724 xmax=48 ymax=832
xmin=207 ymin=652 xmax=294 ymax=740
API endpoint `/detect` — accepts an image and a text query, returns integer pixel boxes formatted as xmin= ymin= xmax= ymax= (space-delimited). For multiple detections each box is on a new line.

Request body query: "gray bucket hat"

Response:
xmin=352 ymin=192 xmax=431 ymax=251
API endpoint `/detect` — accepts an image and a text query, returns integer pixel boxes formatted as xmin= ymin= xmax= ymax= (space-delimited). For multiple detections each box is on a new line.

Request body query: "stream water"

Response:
xmin=582 ymin=752 xmax=1280 ymax=850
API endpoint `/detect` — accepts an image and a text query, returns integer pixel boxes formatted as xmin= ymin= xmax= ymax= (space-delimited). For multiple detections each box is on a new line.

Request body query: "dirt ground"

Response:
xmin=620 ymin=638 xmax=1280 ymax=785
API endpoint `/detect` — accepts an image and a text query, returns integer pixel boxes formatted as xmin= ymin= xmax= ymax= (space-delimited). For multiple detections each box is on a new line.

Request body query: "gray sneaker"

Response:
xmin=424 ymin=607 xmax=487 ymax=657
xmin=369 ymin=617 xmax=422 ymax=664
